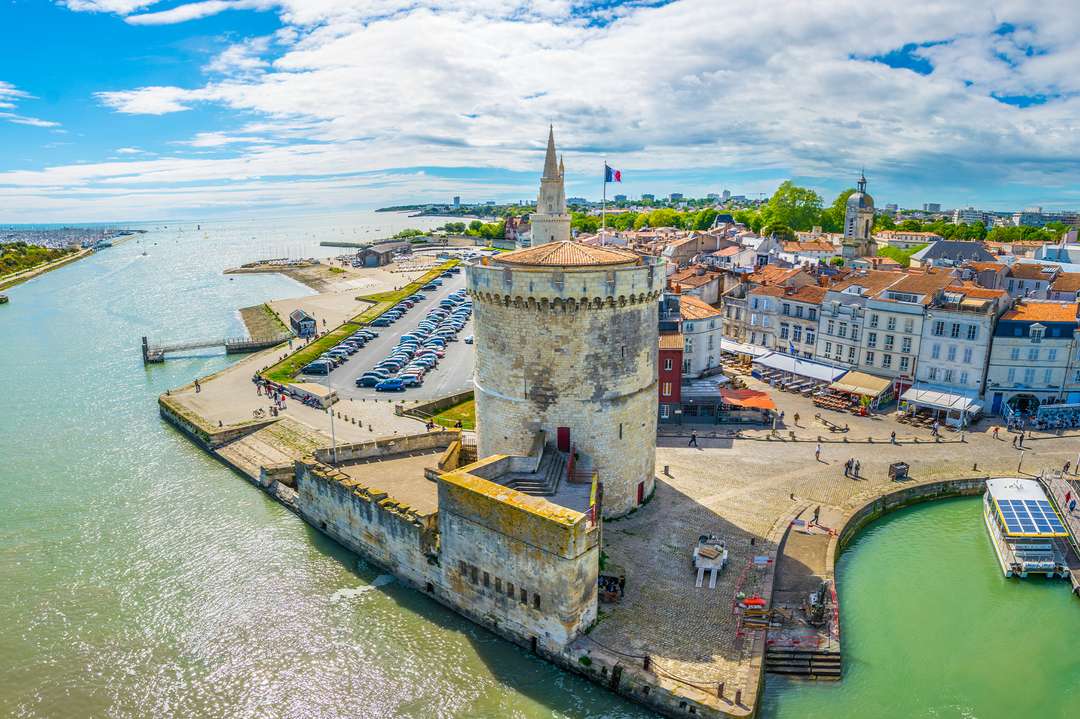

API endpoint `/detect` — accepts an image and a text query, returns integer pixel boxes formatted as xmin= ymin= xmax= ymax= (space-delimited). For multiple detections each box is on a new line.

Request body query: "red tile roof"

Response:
xmin=679 ymin=295 xmax=723 ymax=320
xmin=1002 ymin=302 xmax=1079 ymax=323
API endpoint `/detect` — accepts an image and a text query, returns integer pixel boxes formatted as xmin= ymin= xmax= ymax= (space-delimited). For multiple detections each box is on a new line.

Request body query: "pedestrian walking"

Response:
xmin=793 ymin=412 xmax=800 ymax=427
xmin=689 ymin=431 xmax=699 ymax=448
xmin=1064 ymin=461 xmax=1072 ymax=475
xmin=815 ymin=443 xmax=822 ymax=462
xmin=854 ymin=459 xmax=861 ymax=478
xmin=890 ymin=430 xmax=897 ymax=445
xmin=1012 ymin=434 xmax=1018 ymax=448
xmin=1017 ymin=433 xmax=1024 ymax=449
xmin=780 ymin=410 xmax=785 ymax=422
xmin=194 ymin=379 xmax=201 ymax=394
xmin=992 ymin=426 xmax=999 ymax=440
xmin=812 ymin=505 xmax=820 ymax=525
xmin=843 ymin=458 xmax=851 ymax=477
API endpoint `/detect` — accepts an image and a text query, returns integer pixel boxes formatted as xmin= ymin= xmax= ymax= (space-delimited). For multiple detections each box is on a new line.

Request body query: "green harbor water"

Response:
xmin=1 ymin=217 xmax=1078 ymax=718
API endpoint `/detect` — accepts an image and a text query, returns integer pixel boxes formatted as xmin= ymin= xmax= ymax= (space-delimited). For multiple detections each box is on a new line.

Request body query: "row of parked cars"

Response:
xmin=358 ymin=287 xmax=472 ymax=391
xmin=299 ymin=327 xmax=379 ymax=376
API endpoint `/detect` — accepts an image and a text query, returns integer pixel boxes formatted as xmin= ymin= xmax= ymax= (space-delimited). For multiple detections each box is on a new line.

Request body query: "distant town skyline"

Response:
xmin=4 ymin=2 xmax=1080 ymax=222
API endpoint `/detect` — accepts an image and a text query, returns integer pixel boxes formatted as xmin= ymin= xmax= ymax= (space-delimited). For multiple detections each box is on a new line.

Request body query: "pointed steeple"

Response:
xmin=857 ymin=169 xmax=867 ymax=194
xmin=559 ymin=154 xmax=565 ymax=178
xmin=543 ymin=125 xmax=559 ymax=180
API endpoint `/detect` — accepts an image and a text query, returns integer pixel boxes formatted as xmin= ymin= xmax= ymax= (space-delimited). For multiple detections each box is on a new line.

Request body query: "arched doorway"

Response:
xmin=1007 ymin=393 xmax=1041 ymax=416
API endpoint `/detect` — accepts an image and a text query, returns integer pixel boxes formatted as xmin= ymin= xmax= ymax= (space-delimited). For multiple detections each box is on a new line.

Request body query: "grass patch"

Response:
xmin=328 ymin=266 xmax=345 ymax=274
xmin=578 ymin=656 xmax=592 ymax=667
xmin=433 ymin=399 xmax=475 ymax=430
xmin=261 ymin=260 xmax=459 ymax=384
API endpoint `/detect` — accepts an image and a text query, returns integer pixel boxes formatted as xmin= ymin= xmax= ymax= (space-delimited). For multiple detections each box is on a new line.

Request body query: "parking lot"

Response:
xmin=311 ymin=271 xmax=476 ymax=401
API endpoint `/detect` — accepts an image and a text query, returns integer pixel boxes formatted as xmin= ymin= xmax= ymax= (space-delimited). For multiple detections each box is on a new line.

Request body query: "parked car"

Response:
xmin=464 ymin=335 xmax=474 ymax=344
xmin=302 ymin=360 xmax=332 ymax=375
xmin=357 ymin=371 xmax=388 ymax=386
xmin=375 ymin=378 xmax=406 ymax=392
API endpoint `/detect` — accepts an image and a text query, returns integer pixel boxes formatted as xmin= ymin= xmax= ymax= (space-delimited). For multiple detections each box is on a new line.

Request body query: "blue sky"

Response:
xmin=2 ymin=1 xmax=1080 ymax=221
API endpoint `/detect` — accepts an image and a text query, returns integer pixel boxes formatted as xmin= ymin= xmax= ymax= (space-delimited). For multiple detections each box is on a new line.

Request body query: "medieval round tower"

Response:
xmin=464 ymin=130 xmax=662 ymax=517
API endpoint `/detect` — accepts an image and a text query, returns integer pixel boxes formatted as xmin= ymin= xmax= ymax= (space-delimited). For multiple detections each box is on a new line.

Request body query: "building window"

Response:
xmin=943 ymin=369 xmax=953 ymax=383
xmin=750 ymin=332 xmax=758 ymax=345
xmin=682 ymin=359 xmax=691 ymax=373
xmin=868 ymin=332 xmax=877 ymax=348
xmin=838 ymin=322 xmax=848 ymax=338
xmin=884 ymin=335 xmax=895 ymax=350
xmin=792 ymin=325 xmax=802 ymax=343
xmin=685 ymin=322 xmax=694 ymax=332
xmin=1023 ymin=368 xmax=1035 ymax=385
xmin=662 ymin=382 xmax=672 ymax=397
xmin=471 ymin=566 xmax=478 ymax=584
xmin=825 ymin=341 xmax=832 ymax=355
xmin=865 ymin=351 xmax=875 ymax=365
xmin=928 ymin=367 xmax=938 ymax=381
xmin=933 ymin=320 xmax=944 ymax=336
xmin=950 ymin=323 xmax=960 ymax=338
xmin=780 ymin=323 xmax=790 ymax=340
xmin=782 ymin=303 xmax=791 ymax=316
xmin=483 ymin=571 xmax=490 ymax=587
xmin=459 ymin=560 xmax=467 ymax=575
xmin=967 ymin=325 xmax=977 ymax=341
xmin=809 ymin=308 xmax=817 ymax=321
xmin=851 ymin=327 xmax=859 ymax=342
xmin=882 ymin=354 xmax=892 ymax=368
xmin=827 ymin=320 xmax=835 ymax=335
xmin=1047 ymin=348 xmax=1057 ymax=362
xmin=904 ymin=318 xmax=914 ymax=334
xmin=795 ymin=306 xmax=804 ymax=319
xmin=887 ymin=316 xmax=897 ymax=331
xmin=507 ymin=582 xmax=515 ymax=597
xmin=660 ymin=404 xmax=670 ymax=419
xmin=806 ymin=329 xmax=815 ymax=345
xmin=848 ymin=345 xmax=856 ymax=362
xmin=960 ymin=371 xmax=969 ymax=386
xmin=1007 ymin=367 xmax=1016 ymax=383
xmin=962 ymin=347 xmax=973 ymax=364
xmin=685 ymin=337 xmax=693 ymax=353
xmin=869 ymin=313 xmax=879 ymax=328
xmin=1028 ymin=347 xmax=1039 ymax=361
xmin=1030 ymin=326 xmax=1044 ymax=342
xmin=947 ymin=346 xmax=956 ymax=362
xmin=707 ymin=334 xmax=714 ymax=351
xmin=1044 ymin=368 xmax=1053 ymax=385
xmin=520 ymin=587 xmax=528 ymax=604
xmin=931 ymin=343 xmax=941 ymax=360
xmin=1010 ymin=347 xmax=1020 ymax=361
xmin=901 ymin=337 xmax=912 ymax=354
xmin=533 ymin=594 xmax=541 ymax=610
xmin=664 ymin=358 xmax=673 ymax=371
xmin=900 ymin=356 xmax=910 ymax=373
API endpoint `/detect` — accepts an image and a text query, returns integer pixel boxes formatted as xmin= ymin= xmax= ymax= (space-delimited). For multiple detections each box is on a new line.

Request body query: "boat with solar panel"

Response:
xmin=983 ymin=478 xmax=1069 ymax=579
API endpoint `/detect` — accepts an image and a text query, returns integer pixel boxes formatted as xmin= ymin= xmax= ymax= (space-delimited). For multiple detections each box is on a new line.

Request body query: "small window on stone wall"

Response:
xmin=495 ymin=577 xmax=502 ymax=592
xmin=483 ymin=571 xmax=490 ymax=588
xmin=459 ymin=560 xmax=467 ymax=574
xmin=507 ymin=582 xmax=515 ymax=597
xmin=533 ymin=593 xmax=541 ymax=609
xmin=470 ymin=566 xmax=478 ymax=584
xmin=520 ymin=587 xmax=528 ymax=604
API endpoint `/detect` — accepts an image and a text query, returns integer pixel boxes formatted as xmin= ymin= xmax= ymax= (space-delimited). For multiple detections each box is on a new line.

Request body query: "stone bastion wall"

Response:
xmin=466 ymin=260 xmax=663 ymax=517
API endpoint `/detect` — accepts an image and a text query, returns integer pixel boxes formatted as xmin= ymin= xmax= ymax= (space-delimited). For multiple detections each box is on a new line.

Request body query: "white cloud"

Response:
xmin=26 ymin=0 xmax=1080 ymax=220
xmin=0 ymin=81 xmax=60 ymax=128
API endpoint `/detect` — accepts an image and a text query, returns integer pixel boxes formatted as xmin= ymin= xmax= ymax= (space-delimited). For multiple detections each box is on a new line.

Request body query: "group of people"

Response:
xmin=843 ymin=457 xmax=861 ymax=479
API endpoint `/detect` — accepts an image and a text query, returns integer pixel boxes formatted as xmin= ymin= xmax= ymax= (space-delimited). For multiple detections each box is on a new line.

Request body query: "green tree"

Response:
xmin=874 ymin=213 xmax=896 ymax=231
xmin=820 ymin=189 xmax=856 ymax=233
xmin=691 ymin=208 xmax=719 ymax=230
xmin=467 ymin=220 xmax=484 ymax=234
xmin=760 ymin=181 xmax=823 ymax=231
xmin=762 ymin=222 xmax=795 ymax=241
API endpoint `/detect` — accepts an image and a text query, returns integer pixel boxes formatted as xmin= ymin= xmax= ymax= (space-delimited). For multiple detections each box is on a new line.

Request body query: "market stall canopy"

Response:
xmin=752 ymin=351 xmax=847 ymax=382
xmin=829 ymin=371 xmax=892 ymax=399
xmin=720 ymin=339 xmax=768 ymax=357
xmin=719 ymin=388 xmax=776 ymax=410
xmin=900 ymin=388 xmax=982 ymax=415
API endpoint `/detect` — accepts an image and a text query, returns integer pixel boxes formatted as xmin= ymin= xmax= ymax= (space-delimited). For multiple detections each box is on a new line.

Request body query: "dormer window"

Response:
xmin=1030 ymin=323 xmax=1045 ymax=342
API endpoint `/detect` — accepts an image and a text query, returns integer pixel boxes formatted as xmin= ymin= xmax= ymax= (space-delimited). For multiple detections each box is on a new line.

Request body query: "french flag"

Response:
xmin=604 ymin=164 xmax=622 ymax=183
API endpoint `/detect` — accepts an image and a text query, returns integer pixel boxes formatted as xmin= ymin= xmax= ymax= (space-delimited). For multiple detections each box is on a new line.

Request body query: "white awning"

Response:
xmin=752 ymin=351 xmax=847 ymax=382
xmin=900 ymin=388 xmax=983 ymax=415
xmin=720 ymin=339 xmax=768 ymax=357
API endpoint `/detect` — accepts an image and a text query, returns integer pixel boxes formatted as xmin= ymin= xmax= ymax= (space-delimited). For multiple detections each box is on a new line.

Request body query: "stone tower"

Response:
xmin=528 ymin=126 xmax=571 ymax=248
xmin=465 ymin=240 xmax=663 ymax=518
xmin=843 ymin=172 xmax=875 ymax=258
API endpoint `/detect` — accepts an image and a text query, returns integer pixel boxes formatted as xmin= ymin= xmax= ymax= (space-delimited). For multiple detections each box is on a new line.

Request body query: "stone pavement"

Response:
xmin=589 ymin=385 xmax=1080 ymax=711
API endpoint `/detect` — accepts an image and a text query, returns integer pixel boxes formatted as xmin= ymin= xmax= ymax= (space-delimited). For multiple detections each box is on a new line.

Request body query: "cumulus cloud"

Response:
xmin=24 ymin=0 xmax=1080 ymax=219
xmin=0 ymin=81 xmax=60 ymax=128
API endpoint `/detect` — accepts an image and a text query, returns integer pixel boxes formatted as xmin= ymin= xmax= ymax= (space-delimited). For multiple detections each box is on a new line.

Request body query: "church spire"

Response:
xmin=543 ymin=125 xmax=559 ymax=180
xmin=559 ymin=154 xmax=564 ymax=178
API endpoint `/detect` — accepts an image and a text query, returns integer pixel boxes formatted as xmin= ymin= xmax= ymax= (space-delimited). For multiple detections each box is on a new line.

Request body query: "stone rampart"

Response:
xmin=158 ymin=395 xmax=276 ymax=449
xmin=312 ymin=430 xmax=458 ymax=464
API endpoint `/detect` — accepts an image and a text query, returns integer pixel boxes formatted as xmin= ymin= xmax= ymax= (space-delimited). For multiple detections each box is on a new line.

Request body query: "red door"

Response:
xmin=556 ymin=427 xmax=570 ymax=452
xmin=636 ymin=481 xmax=645 ymax=505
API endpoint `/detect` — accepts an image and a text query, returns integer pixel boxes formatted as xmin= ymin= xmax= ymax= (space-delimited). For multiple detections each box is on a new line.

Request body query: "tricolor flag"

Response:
xmin=604 ymin=164 xmax=622 ymax=183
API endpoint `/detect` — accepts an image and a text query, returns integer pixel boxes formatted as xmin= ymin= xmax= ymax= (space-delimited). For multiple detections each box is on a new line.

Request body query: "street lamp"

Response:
xmin=324 ymin=373 xmax=338 ymax=466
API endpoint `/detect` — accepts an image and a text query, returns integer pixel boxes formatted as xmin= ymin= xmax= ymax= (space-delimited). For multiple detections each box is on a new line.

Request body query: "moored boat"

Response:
xmin=983 ymin=477 xmax=1069 ymax=578
xmin=0 ymin=294 xmax=9 ymax=304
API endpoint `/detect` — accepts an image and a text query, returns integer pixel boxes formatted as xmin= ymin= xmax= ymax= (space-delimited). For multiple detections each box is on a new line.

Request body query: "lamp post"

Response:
xmin=325 ymin=373 xmax=338 ymax=466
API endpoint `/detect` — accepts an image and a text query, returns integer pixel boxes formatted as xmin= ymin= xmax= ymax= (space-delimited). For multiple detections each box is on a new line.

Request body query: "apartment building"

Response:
xmin=815 ymin=270 xmax=903 ymax=369
xmin=680 ymin=295 xmax=725 ymax=377
xmin=985 ymin=301 xmax=1080 ymax=416
xmin=915 ymin=285 xmax=1008 ymax=398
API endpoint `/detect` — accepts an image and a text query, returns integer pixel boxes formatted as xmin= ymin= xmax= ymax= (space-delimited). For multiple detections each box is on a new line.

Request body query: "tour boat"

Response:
xmin=983 ymin=478 xmax=1069 ymax=578
xmin=0 ymin=294 xmax=9 ymax=304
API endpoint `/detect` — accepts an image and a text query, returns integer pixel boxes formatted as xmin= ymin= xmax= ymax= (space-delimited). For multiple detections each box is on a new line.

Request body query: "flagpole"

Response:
xmin=601 ymin=162 xmax=607 ymax=246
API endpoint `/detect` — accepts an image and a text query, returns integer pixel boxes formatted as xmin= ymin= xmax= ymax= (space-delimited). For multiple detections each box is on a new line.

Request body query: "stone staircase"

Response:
xmin=501 ymin=446 xmax=567 ymax=497
xmin=215 ymin=417 xmax=332 ymax=483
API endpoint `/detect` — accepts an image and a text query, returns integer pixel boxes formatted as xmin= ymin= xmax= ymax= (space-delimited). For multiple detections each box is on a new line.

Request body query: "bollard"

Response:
xmin=735 ymin=689 xmax=742 ymax=705
xmin=789 ymin=431 xmax=796 ymax=440
xmin=643 ymin=655 xmax=650 ymax=671
xmin=663 ymin=465 xmax=670 ymax=476
xmin=973 ymin=462 xmax=978 ymax=471
xmin=717 ymin=682 xmax=724 ymax=698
